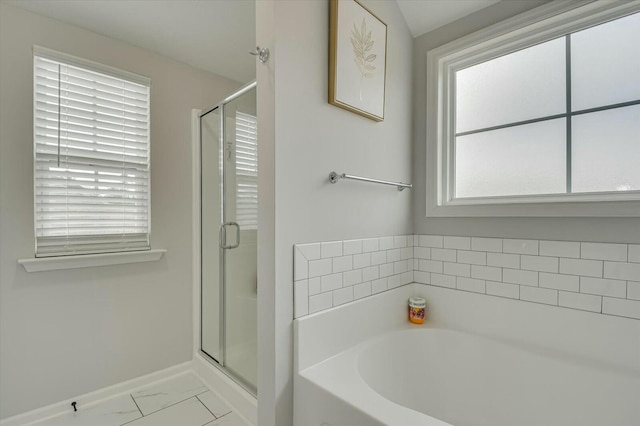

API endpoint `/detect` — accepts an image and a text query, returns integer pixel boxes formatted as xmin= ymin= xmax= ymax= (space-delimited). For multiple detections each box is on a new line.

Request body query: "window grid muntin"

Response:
xmin=565 ymin=35 xmax=572 ymax=194
xmin=454 ymin=100 xmax=640 ymax=138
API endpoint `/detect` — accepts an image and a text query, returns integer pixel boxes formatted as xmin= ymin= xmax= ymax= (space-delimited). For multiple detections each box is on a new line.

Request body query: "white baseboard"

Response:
xmin=0 ymin=362 xmax=192 ymax=426
xmin=192 ymin=354 xmax=257 ymax=426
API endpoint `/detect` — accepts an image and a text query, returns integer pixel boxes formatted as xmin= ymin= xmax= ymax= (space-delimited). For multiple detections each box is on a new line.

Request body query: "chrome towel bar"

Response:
xmin=329 ymin=171 xmax=412 ymax=191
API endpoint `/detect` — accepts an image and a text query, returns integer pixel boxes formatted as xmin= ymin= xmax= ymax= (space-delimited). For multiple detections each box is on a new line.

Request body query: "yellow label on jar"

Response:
xmin=409 ymin=306 xmax=425 ymax=324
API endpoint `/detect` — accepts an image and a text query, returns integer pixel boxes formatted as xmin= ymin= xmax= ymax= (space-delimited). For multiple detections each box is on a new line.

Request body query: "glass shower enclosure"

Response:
xmin=200 ymin=81 xmax=257 ymax=393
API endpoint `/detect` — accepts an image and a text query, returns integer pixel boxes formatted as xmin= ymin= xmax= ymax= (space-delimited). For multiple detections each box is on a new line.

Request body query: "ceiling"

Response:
xmin=396 ymin=0 xmax=502 ymax=37
xmin=3 ymin=0 xmax=505 ymax=82
xmin=2 ymin=0 xmax=257 ymax=84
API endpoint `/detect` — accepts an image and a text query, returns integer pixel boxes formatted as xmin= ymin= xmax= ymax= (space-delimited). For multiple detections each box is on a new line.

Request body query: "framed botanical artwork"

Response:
xmin=329 ymin=0 xmax=387 ymax=122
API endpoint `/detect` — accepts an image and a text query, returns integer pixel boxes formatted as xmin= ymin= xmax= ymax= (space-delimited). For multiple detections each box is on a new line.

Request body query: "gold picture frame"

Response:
xmin=329 ymin=0 xmax=387 ymax=122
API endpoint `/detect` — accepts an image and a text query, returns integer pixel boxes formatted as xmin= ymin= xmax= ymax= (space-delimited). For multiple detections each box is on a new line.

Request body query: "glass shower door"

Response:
xmin=222 ymin=92 xmax=257 ymax=390
xmin=200 ymin=84 xmax=257 ymax=394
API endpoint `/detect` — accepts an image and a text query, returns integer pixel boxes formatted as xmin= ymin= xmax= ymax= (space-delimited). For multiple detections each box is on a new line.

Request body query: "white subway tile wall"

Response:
xmin=539 ymin=240 xmax=580 ymax=258
xmin=293 ymin=235 xmax=640 ymax=320
xmin=628 ymin=281 xmax=640 ymax=301
xmin=295 ymin=236 xmax=414 ymax=317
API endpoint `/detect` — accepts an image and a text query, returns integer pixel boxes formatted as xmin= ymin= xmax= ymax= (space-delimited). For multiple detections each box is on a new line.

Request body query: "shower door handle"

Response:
xmin=219 ymin=222 xmax=240 ymax=249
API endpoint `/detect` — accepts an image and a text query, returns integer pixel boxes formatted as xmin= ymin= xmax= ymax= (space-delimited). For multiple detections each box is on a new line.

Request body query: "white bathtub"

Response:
xmin=294 ymin=284 xmax=640 ymax=426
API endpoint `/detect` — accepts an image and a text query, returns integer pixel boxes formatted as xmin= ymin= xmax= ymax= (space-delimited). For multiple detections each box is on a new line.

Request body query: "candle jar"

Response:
xmin=408 ymin=297 xmax=426 ymax=324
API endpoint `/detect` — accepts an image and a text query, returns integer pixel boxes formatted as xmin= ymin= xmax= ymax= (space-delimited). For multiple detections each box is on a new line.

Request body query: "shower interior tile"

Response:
xmin=124 ymin=397 xmax=213 ymax=426
xmin=131 ymin=373 xmax=209 ymax=415
xmin=196 ymin=390 xmax=232 ymax=418
xmin=33 ymin=394 xmax=141 ymax=426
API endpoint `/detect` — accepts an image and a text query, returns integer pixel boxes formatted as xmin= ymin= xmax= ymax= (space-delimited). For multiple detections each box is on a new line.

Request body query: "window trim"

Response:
xmin=33 ymin=45 xmax=151 ymax=86
xmin=19 ymin=249 xmax=166 ymax=272
xmin=426 ymin=0 xmax=640 ymax=217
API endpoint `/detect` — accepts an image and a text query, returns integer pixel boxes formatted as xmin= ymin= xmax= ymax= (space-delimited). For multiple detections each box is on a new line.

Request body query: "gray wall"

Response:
xmin=412 ymin=0 xmax=640 ymax=243
xmin=0 ymin=4 xmax=240 ymax=418
xmin=256 ymin=0 xmax=414 ymax=424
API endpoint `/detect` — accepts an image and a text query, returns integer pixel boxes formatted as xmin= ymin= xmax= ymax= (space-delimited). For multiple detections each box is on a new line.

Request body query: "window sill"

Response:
xmin=18 ymin=249 xmax=167 ymax=272
xmin=425 ymin=200 xmax=640 ymax=217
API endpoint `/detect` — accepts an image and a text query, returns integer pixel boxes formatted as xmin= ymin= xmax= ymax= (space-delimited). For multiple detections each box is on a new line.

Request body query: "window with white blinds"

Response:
xmin=235 ymin=112 xmax=258 ymax=230
xmin=33 ymin=48 xmax=151 ymax=257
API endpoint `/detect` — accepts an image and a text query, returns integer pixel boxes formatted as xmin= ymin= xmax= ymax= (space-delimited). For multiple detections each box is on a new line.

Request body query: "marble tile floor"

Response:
xmin=32 ymin=372 xmax=248 ymax=426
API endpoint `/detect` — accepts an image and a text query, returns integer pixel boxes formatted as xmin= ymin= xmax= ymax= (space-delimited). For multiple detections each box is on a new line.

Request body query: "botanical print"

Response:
xmin=329 ymin=0 xmax=387 ymax=121
xmin=351 ymin=18 xmax=376 ymax=101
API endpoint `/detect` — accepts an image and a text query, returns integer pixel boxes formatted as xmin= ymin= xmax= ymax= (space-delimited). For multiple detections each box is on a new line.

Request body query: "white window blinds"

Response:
xmin=235 ymin=112 xmax=258 ymax=230
xmin=33 ymin=48 xmax=151 ymax=257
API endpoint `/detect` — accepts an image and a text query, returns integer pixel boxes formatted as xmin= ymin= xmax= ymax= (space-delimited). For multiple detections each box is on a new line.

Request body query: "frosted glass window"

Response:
xmin=571 ymin=12 xmax=640 ymax=111
xmin=455 ymin=119 xmax=566 ymax=198
xmin=433 ymin=1 xmax=640 ymax=209
xmin=455 ymin=38 xmax=565 ymax=134
xmin=572 ymin=105 xmax=640 ymax=193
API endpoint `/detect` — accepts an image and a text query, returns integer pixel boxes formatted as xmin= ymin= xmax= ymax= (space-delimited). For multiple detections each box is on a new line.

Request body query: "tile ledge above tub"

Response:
xmin=18 ymin=249 xmax=166 ymax=272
